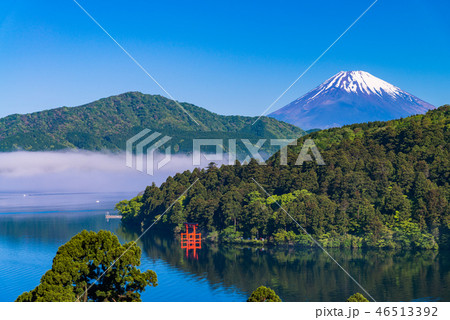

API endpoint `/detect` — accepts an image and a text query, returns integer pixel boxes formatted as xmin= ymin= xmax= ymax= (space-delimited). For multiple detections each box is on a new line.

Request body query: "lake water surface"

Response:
xmin=0 ymin=192 xmax=449 ymax=302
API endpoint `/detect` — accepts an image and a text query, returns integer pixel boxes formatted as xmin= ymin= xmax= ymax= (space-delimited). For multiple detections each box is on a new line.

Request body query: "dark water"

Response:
xmin=0 ymin=192 xmax=449 ymax=302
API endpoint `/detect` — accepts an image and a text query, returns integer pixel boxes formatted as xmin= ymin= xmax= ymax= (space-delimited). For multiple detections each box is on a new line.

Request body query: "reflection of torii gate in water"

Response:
xmin=181 ymin=223 xmax=201 ymax=259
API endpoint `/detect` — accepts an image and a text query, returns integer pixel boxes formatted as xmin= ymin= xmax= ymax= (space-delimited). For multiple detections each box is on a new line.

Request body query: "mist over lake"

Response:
xmin=0 ymin=151 xmax=220 ymax=193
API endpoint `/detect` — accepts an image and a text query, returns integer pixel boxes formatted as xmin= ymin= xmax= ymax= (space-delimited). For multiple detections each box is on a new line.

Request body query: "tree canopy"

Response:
xmin=247 ymin=286 xmax=281 ymax=302
xmin=16 ymin=230 xmax=157 ymax=302
xmin=347 ymin=293 xmax=369 ymax=302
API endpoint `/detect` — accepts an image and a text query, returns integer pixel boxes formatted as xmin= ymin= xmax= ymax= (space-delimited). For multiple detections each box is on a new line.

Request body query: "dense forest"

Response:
xmin=116 ymin=105 xmax=449 ymax=250
xmin=0 ymin=92 xmax=303 ymax=155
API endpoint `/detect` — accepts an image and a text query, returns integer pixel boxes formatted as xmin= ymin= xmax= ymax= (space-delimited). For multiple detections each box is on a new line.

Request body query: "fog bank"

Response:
xmin=0 ymin=151 xmax=219 ymax=193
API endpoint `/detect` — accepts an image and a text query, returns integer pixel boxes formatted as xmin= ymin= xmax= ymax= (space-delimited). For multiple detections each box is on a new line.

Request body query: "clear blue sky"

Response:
xmin=0 ymin=0 xmax=449 ymax=118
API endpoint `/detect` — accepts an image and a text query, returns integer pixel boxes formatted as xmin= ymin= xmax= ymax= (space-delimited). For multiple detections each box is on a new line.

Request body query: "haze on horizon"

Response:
xmin=0 ymin=151 xmax=224 ymax=193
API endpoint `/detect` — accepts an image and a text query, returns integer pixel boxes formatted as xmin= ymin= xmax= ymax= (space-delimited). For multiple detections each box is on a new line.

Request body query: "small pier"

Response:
xmin=105 ymin=214 xmax=122 ymax=221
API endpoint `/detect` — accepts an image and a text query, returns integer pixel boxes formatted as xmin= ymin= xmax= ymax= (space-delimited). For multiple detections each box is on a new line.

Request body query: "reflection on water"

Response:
xmin=180 ymin=223 xmax=202 ymax=259
xmin=0 ymin=192 xmax=449 ymax=302
xmin=121 ymin=227 xmax=449 ymax=302
xmin=0 ymin=192 xmax=245 ymax=302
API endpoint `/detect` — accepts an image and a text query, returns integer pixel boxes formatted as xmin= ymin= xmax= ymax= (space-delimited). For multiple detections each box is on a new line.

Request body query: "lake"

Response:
xmin=0 ymin=192 xmax=449 ymax=302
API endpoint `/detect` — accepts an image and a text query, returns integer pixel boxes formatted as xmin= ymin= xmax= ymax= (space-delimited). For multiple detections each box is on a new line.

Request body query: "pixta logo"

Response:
xmin=126 ymin=129 xmax=325 ymax=175
xmin=193 ymin=138 xmax=325 ymax=166
xmin=126 ymin=129 xmax=172 ymax=175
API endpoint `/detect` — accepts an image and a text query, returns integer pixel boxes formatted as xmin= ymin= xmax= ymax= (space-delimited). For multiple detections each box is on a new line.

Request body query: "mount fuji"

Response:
xmin=269 ymin=71 xmax=435 ymax=130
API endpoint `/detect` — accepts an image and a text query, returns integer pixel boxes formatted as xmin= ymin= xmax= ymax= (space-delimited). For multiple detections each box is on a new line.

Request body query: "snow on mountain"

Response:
xmin=269 ymin=71 xmax=435 ymax=130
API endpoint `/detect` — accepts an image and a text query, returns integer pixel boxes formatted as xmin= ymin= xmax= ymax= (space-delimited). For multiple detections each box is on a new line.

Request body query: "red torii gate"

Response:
xmin=180 ymin=223 xmax=201 ymax=259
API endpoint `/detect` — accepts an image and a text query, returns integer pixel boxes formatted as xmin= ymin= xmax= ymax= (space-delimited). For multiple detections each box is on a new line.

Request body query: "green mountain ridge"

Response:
xmin=117 ymin=105 xmax=450 ymax=250
xmin=0 ymin=91 xmax=305 ymax=154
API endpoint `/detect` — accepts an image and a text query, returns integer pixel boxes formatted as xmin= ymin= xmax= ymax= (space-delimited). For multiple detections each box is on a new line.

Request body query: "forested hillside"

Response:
xmin=0 ymin=92 xmax=304 ymax=154
xmin=116 ymin=105 xmax=450 ymax=249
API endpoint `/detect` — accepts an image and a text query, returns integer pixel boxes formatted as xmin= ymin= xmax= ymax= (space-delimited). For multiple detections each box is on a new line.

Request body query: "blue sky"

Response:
xmin=0 ymin=0 xmax=449 ymax=118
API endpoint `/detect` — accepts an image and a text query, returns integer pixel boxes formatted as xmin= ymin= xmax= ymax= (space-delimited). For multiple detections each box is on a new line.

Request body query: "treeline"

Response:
xmin=116 ymin=106 xmax=450 ymax=249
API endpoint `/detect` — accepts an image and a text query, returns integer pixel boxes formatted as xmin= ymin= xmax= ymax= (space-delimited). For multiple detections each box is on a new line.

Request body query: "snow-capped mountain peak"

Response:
xmin=307 ymin=71 xmax=402 ymax=103
xmin=270 ymin=70 xmax=435 ymax=129
xmin=324 ymin=71 xmax=400 ymax=96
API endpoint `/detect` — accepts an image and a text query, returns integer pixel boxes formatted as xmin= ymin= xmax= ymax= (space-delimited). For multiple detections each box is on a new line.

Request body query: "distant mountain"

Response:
xmin=0 ymin=92 xmax=305 ymax=155
xmin=269 ymin=71 xmax=435 ymax=129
